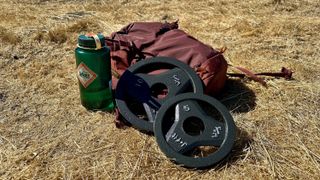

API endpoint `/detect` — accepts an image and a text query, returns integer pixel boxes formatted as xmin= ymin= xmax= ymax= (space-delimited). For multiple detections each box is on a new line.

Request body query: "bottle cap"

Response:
xmin=78 ymin=33 xmax=105 ymax=50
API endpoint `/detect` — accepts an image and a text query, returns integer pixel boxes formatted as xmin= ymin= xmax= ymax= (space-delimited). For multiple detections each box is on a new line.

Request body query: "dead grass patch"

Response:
xmin=0 ymin=27 xmax=21 ymax=44
xmin=33 ymin=19 xmax=101 ymax=43
xmin=0 ymin=0 xmax=320 ymax=179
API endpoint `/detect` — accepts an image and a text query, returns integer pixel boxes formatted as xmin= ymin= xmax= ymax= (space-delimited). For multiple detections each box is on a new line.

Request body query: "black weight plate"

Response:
xmin=154 ymin=93 xmax=236 ymax=168
xmin=115 ymin=57 xmax=204 ymax=132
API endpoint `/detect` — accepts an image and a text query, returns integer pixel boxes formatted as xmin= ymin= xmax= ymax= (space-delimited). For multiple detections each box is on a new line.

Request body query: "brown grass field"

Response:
xmin=1 ymin=0 xmax=320 ymax=179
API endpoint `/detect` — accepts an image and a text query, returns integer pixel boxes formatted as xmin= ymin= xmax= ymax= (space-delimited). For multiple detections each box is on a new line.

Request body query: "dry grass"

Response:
xmin=0 ymin=27 xmax=21 ymax=44
xmin=0 ymin=0 xmax=319 ymax=179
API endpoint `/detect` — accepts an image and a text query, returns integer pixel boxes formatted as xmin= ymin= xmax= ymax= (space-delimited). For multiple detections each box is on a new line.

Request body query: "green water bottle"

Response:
xmin=75 ymin=33 xmax=114 ymax=111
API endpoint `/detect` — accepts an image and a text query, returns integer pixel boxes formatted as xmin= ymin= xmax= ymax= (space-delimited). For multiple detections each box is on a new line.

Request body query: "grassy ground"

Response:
xmin=0 ymin=0 xmax=319 ymax=179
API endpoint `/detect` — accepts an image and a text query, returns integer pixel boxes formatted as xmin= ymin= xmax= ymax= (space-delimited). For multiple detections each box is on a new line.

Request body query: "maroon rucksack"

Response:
xmin=106 ymin=21 xmax=228 ymax=96
xmin=105 ymin=21 xmax=292 ymax=127
xmin=106 ymin=20 xmax=293 ymax=96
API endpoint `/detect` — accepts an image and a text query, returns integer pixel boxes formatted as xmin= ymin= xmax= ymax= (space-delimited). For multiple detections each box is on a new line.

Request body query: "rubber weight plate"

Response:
xmin=115 ymin=57 xmax=203 ymax=132
xmin=154 ymin=93 xmax=236 ymax=168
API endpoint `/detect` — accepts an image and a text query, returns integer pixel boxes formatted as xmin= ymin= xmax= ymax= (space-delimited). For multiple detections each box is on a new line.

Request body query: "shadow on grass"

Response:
xmin=217 ymin=79 xmax=257 ymax=114
xmin=201 ymin=79 xmax=256 ymax=170
xmin=183 ymin=127 xmax=253 ymax=171
xmin=213 ymin=126 xmax=253 ymax=170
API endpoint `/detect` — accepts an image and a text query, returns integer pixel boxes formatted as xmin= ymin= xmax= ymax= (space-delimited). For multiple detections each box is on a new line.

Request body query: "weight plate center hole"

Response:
xmin=183 ymin=117 xmax=205 ymax=136
xmin=151 ymin=83 xmax=168 ymax=99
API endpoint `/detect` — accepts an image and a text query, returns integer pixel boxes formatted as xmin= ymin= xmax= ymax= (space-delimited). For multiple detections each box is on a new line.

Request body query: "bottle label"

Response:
xmin=77 ymin=62 xmax=97 ymax=88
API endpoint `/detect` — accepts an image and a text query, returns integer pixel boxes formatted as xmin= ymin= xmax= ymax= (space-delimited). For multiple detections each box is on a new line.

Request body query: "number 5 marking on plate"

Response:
xmin=212 ymin=126 xmax=222 ymax=138
xmin=172 ymin=75 xmax=181 ymax=86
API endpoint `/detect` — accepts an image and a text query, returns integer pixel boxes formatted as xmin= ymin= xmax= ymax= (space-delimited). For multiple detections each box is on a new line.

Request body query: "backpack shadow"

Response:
xmin=217 ymin=79 xmax=257 ymax=114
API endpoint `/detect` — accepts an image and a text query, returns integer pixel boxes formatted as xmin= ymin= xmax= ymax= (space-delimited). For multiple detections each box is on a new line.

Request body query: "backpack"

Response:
xmin=105 ymin=21 xmax=293 ymax=127
xmin=106 ymin=21 xmax=228 ymax=96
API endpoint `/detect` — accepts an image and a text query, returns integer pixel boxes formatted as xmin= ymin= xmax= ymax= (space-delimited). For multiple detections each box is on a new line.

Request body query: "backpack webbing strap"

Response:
xmin=227 ymin=66 xmax=293 ymax=86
